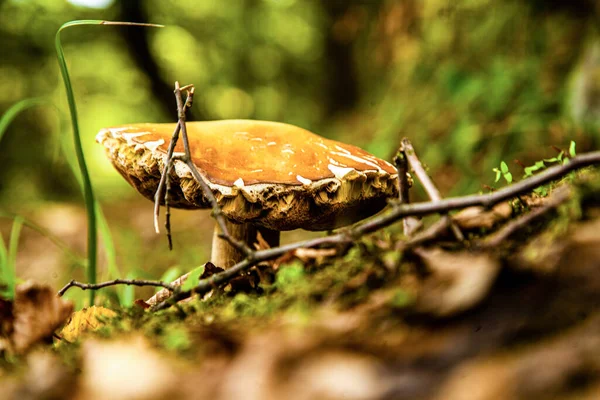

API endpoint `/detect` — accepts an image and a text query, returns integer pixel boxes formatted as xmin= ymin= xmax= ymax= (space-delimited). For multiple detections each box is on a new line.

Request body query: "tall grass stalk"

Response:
xmin=0 ymin=217 xmax=24 ymax=299
xmin=55 ymin=20 xmax=162 ymax=305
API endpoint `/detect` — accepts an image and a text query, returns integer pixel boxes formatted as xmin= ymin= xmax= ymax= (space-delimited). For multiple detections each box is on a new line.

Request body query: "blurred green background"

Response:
xmin=1 ymin=0 xmax=599 ymax=303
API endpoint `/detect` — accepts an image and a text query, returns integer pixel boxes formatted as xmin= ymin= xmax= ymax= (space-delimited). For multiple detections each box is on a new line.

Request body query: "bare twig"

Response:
xmin=401 ymin=138 xmax=464 ymax=242
xmin=393 ymin=148 xmax=410 ymax=204
xmin=154 ymin=121 xmax=180 ymax=234
xmin=153 ymin=86 xmax=195 ymax=236
xmin=476 ymin=186 xmax=572 ymax=249
xmin=156 ymin=82 xmax=252 ymax=256
xmin=58 ymin=278 xmax=175 ymax=296
xmin=393 ymin=146 xmax=420 ymax=235
xmin=152 ymin=150 xmax=600 ymax=310
xmin=165 ymin=154 xmax=176 ymax=250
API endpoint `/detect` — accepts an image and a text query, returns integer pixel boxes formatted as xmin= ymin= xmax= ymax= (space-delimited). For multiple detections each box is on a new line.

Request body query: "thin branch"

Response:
xmin=156 ymin=82 xmax=252 ymax=256
xmin=58 ymin=278 xmax=175 ymax=296
xmin=152 ymin=150 xmax=600 ymax=310
xmin=164 ymin=152 xmax=178 ymax=250
xmin=401 ymin=138 xmax=464 ymax=242
xmin=475 ymin=186 xmax=572 ymax=249
xmin=153 ymin=86 xmax=196 ymax=235
xmin=393 ymin=145 xmax=420 ymax=235
xmin=154 ymin=121 xmax=181 ymax=233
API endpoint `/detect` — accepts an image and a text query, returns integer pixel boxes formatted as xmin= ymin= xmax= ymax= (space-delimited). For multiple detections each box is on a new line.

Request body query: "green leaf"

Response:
xmin=503 ymin=172 xmax=513 ymax=184
xmin=158 ymin=266 xmax=182 ymax=292
xmin=493 ymin=168 xmax=501 ymax=182
xmin=534 ymin=186 xmax=549 ymax=196
xmin=500 ymin=161 xmax=509 ymax=174
xmin=181 ymin=265 xmax=205 ymax=292
xmin=544 ymin=152 xmax=564 ymax=164
xmin=569 ymin=141 xmax=576 ymax=158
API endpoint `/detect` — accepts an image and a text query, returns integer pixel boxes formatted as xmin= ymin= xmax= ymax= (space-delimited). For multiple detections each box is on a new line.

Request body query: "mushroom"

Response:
xmin=96 ymin=120 xmax=398 ymax=268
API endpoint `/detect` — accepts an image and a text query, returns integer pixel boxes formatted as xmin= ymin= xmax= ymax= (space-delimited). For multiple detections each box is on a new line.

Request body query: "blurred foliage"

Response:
xmin=1 ymin=0 xmax=598 ymax=203
xmin=1 ymin=0 xmax=600 ymax=302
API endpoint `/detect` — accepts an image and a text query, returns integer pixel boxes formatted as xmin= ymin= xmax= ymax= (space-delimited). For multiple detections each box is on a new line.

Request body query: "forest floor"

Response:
xmin=2 ymin=170 xmax=600 ymax=400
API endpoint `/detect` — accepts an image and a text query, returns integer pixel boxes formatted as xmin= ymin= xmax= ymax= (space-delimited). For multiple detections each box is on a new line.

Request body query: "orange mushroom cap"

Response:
xmin=97 ymin=120 xmax=398 ymax=231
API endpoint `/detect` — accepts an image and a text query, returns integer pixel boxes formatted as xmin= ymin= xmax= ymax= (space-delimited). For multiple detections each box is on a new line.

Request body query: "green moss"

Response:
xmin=161 ymin=326 xmax=191 ymax=353
xmin=389 ymin=289 xmax=415 ymax=309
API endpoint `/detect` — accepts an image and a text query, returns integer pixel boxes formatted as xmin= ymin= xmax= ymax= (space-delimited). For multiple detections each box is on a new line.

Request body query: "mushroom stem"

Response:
xmin=211 ymin=221 xmax=281 ymax=269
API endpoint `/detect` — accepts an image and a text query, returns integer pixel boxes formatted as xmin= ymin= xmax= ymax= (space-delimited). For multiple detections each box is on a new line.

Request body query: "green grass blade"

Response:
xmin=2 ymin=217 xmax=24 ymax=299
xmin=0 ymin=98 xmax=48 ymax=143
xmin=0 ymin=212 xmax=86 ymax=267
xmin=55 ymin=20 xmax=163 ymax=305
xmin=95 ymin=203 xmax=120 ymax=279
xmin=0 ymin=232 xmax=8 ymax=298
xmin=60 ymin=131 xmax=121 ymax=291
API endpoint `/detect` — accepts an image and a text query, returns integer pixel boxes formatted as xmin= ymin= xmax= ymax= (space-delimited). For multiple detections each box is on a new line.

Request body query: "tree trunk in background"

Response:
xmin=321 ymin=1 xmax=360 ymax=117
xmin=118 ymin=0 xmax=201 ymax=122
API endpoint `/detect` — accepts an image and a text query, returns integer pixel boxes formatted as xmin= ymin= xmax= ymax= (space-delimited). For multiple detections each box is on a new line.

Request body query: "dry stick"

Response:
xmin=153 ymin=87 xmax=195 ymax=235
xmin=401 ymin=138 xmax=464 ymax=242
xmin=58 ymin=278 xmax=175 ymax=296
xmin=399 ymin=185 xmax=569 ymax=251
xmin=153 ymin=120 xmax=181 ymax=234
xmin=476 ymin=185 xmax=572 ymax=249
xmin=393 ymin=147 xmax=420 ymax=236
xmin=397 ymin=218 xmax=450 ymax=250
xmin=165 ymin=90 xmax=195 ymax=250
xmin=165 ymin=158 xmax=175 ymax=250
xmin=152 ymin=151 xmax=600 ymax=310
xmin=170 ymin=83 xmax=252 ymax=257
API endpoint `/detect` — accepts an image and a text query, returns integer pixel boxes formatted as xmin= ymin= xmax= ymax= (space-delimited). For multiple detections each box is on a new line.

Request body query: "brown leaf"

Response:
xmin=11 ymin=281 xmax=73 ymax=353
xmin=79 ymin=336 xmax=179 ymax=400
xmin=413 ymin=248 xmax=500 ymax=317
xmin=453 ymin=202 xmax=512 ymax=230
xmin=134 ymin=299 xmax=151 ymax=309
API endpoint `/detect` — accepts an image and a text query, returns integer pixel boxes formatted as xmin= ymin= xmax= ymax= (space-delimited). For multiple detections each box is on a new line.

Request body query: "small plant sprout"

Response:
xmin=493 ymin=161 xmax=513 ymax=184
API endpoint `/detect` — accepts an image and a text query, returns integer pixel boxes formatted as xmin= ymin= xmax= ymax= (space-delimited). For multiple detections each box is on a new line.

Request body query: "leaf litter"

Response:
xmin=3 ymin=174 xmax=600 ymax=399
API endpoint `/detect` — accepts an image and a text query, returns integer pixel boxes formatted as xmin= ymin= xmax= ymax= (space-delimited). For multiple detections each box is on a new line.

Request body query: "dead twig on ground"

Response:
xmin=393 ymin=146 xmax=420 ymax=236
xmin=475 ymin=185 xmax=572 ymax=249
xmin=401 ymin=138 xmax=464 ymax=242
xmin=58 ymin=79 xmax=600 ymax=307
xmin=155 ymin=82 xmax=252 ymax=257
xmin=152 ymin=149 xmax=600 ymax=310
xmin=58 ymin=278 xmax=175 ymax=296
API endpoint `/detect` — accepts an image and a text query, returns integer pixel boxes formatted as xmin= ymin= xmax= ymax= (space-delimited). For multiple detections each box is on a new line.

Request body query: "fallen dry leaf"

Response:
xmin=60 ymin=305 xmax=117 ymax=342
xmin=453 ymin=202 xmax=513 ymax=230
xmin=413 ymin=248 xmax=500 ymax=317
xmin=281 ymin=351 xmax=391 ymax=400
xmin=78 ymin=336 xmax=179 ymax=400
xmin=4 ymin=281 xmax=73 ymax=354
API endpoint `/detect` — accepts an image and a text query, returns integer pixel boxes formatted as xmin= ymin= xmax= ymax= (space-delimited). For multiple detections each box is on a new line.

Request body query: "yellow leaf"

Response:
xmin=60 ymin=306 xmax=117 ymax=342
